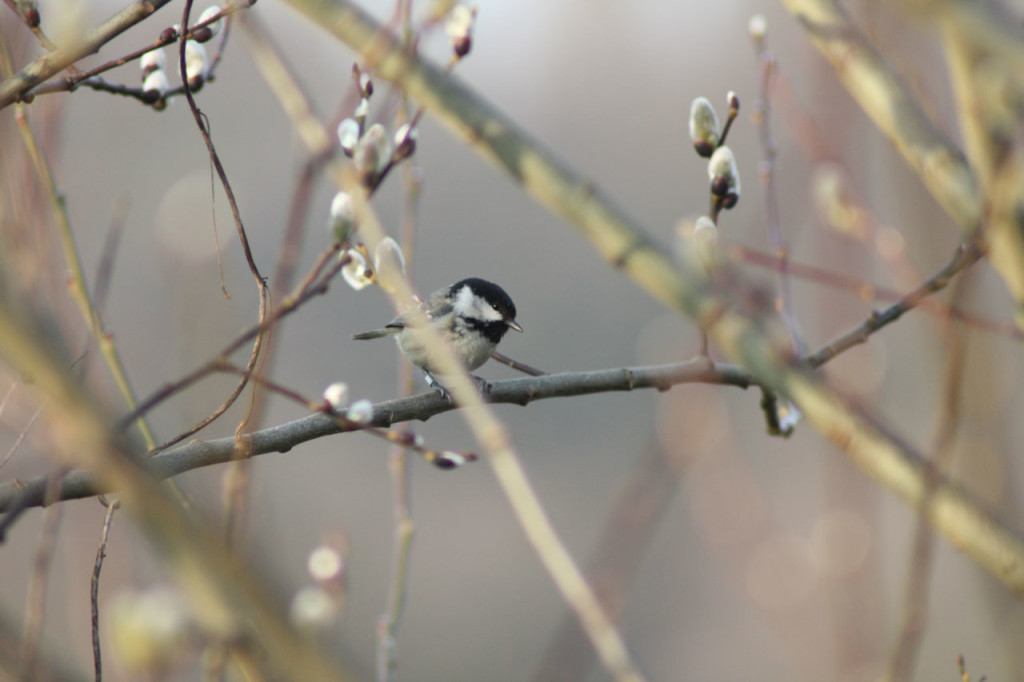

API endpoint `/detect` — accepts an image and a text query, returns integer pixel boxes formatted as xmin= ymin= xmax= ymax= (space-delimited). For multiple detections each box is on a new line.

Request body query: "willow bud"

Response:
xmin=446 ymin=5 xmax=477 ymax=58
xmin=196 ymin=6 xmax=223 ymax=39
xmin=140 ymin=48 xmax=166 ymax=77
xmin=692 ymin=216 xmax=720 ymax=274
xmin=353 ymin=124 xmax=392 ymax=186
xmin=341 ymin=248 xmax=374 ymax=290
xmin=142 ymin=70 xmax=170 ymax=100
xmin=184 ymin=40 xmax=208 ymax=90
xmin=708 ymin=145 xmax=740 ymax=208
xmin=328 ymin=192 xmax=357 ymax=245
xmin=373 ymin=237 xmax=406 ymax=294
xmin=689 ymin=97 xmax=720 ymax=158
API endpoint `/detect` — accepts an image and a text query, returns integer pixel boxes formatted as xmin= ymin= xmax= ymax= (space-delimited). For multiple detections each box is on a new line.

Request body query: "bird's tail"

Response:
xmin=351 ymin=328 xmax=396 ymax=340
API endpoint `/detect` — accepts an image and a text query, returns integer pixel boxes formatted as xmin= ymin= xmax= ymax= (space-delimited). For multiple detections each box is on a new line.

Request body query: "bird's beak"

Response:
xmin=507 ymin=319 xmax=524 ymax=333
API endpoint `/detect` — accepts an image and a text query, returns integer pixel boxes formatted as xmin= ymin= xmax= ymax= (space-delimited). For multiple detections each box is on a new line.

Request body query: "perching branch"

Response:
xmin=0 ymin=360 xmax=754 ymax=513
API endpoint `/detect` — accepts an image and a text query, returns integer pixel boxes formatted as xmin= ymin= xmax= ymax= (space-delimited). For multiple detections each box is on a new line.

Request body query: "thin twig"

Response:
xmin=752 ymin=31 xmax=805 ymax=355
xmin=0 ymin=402 xmax=44 ymax=471
xmin=490 ymin=350 xmax=546 ymax=376
xmin=91 ymin=499 xmax=119 ymax=682
xmin=92 ymin=197 xmax=130 ymax=320
xmin=806 ymin=241 xmax=983 ymax=368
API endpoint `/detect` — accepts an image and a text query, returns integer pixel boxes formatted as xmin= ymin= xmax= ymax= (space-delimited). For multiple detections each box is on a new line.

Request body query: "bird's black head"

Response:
xmin=449 ymin=278 xmax=522 ymax=342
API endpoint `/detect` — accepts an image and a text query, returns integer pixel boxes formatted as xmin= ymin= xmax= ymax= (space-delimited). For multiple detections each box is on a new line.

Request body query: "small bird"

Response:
xmin=352 ymin=277 xmax=522 ymax=397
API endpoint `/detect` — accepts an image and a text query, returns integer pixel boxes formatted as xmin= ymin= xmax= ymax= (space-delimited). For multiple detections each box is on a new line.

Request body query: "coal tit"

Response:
xmin=352 ymin=277 xmax=522 ymax=396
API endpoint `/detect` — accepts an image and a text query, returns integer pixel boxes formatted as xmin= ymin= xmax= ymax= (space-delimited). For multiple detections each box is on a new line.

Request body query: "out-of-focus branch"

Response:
xmin=885 ymin=278 xmax=970 ymax=682
xmin=533 ymin=441 xmax=683 ymax=682
xmin=940 ymin=9 xmax=1024 ymax=332
xmin=14 ymin=103 xmax=158 ymax=451
xmin=0 ymin=293 xmax=355 ymax=680
xmin=0 ymin=0 xmax=173 ymax=108
xmin=279 ymin=0 xmax=1024 ymax=597
xmin=779 ymin=0 xmax=1024 ymax=331
xmin=777 ymin=0 xmax=981 ymax=231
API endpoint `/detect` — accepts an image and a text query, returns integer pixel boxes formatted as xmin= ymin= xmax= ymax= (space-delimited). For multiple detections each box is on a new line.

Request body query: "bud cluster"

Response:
xmin=191 ymin=6 xmax=224 ymax=44
xmin=137 ymin=6 xmax=222 ymax=107
xmin=337 ymin=236 xmax=409 ymax=293
xmin=687 ymin=91 xmax=742 ymax=214
xmin=184 ymin=39 xmax=209 ymax=91
xmin=336 ymin=68 xmax=418 ymax=189
xmin=140 ymin=47 xmax=170 ymax=105
xmin=329 ymin=65 xmax=423 ymax=294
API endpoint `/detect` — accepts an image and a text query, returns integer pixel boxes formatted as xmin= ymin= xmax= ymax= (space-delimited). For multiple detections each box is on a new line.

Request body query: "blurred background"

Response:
xmin=2 ymin=0 xmax=1023 ymax=680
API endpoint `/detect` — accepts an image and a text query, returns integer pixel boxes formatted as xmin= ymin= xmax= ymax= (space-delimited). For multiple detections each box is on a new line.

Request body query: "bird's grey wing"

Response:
xmin=354 ymin=295 xmax=452 ymax=340
xmin=393 ymin=296 xmax=452 ymax=326
xmin=353 ymin=307 xmax=422 ymax=339
xmin=424 ymin=287 xmax=451 ymax=313
xmin=384 ymin=313 xmax=408 ymax=330
xmin=425 ymin=299 xmax=453 ymax=321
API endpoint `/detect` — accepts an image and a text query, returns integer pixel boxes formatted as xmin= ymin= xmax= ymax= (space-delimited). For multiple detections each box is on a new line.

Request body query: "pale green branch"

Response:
xmin=278 ymin=0 xmax=1024 ymax=597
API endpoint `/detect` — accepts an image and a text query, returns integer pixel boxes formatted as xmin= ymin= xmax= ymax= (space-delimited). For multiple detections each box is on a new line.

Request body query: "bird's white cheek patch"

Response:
xmin=452 ymin=285 xmax=476 ymax=317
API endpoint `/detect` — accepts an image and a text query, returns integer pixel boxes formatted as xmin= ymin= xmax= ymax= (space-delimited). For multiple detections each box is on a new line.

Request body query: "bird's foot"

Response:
xmin=424 ymin=371 xmax=453 ymax=403
xmin=423 ymin=371 xmax=491 ymax=403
